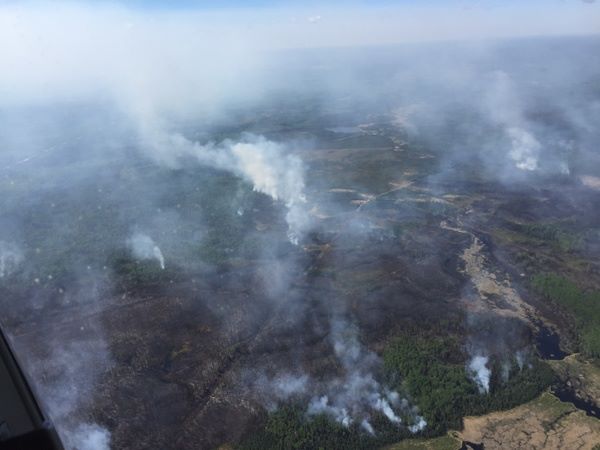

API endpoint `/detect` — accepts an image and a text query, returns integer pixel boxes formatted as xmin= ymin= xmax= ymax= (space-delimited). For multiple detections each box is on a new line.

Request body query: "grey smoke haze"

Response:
xmin=0 ymin=241 xmax=23 ymax=278
xmin=253 ymin=372 xmax=310 ymax=411
xmin=1 ymin=4 xmax=598 ymax=191
xmin=0 ymin=1 xmax=599 ymax=447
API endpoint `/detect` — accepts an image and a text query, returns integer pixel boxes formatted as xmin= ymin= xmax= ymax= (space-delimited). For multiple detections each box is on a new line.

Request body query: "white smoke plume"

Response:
xmin=231 ymin=138 xmax=309 ymax=244
xmin=306 ymin=377 xmax=405 ymax=431
xmin=306 ymin=320 xmax=426 ymax=434
xmin=307 ymin=395 xmax=352 ymax=427
xmin=0 ymin=241 xmax=23 ymax=278
xmin=142 ymin=130 xmax=310 ymax=244
xmin=65 ymin=423 xmax=111 ymax=450
xmin=311 ymin=321 xmax=403 ymax=427
xmin=468 ymin=355 xmax=491 ymax=394
xmin=252 ymin=319 xmax=426 ymax=434
xmin=360 ymin=419 xmax=375 ymax=434
xmin=516 ymin=350 xmax=526 ymax=370
xmin=485 ymin=71 xmax=541 ymax=173
xmin=127 ymin=232 xmax=165 ymax=269
xmin=12 ymin=327 xmax=113 ymax=450
xmin=409 ymin=416 xmax=428 ymax=433
xmin=257 ymin=320 xmax=427 ymax=434
xmin=507 ymin=127 xmax=540 ymax=171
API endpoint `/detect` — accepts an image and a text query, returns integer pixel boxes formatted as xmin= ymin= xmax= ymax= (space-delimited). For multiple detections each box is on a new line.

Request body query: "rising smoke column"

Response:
xmin=141 ymin=127 xmax=310 ymax=244
xmin=468 ymin=355 xmax=491 ymax=394
xmin=254 ymin=319 xmax=427 ymax=435
xmin=485 ymin=71 xmax=541 ymax=173
xmin=127 ymin=232 xmax=165 ymax=269
xmin=230 ymin=139 xmax=308 ymax=244
xmin=506 ymin=127 xmax=540 ymax=171
xmin=306 ymin=319 xmax=426 ymax=434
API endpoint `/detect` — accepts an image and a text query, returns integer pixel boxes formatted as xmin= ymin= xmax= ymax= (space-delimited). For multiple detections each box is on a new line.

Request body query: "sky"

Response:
xmin=0 ymin=0 xmax=598 ymax=106
xmin=1 ymin=1 xmax=598 ymax=50
xmin=41 ymin=0 xmax=598 ymax=9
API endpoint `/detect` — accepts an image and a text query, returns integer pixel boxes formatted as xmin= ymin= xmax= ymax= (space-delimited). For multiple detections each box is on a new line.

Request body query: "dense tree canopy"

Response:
xmin=533 ymin=274 xmax=600 ymax=359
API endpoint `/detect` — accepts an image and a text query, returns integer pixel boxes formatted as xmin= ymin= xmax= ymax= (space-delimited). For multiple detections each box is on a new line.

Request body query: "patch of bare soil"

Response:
xmin=457 ymin=392 xmax=600 ymax=450
xmin=440 ymin=220 xmax=536 ymax=323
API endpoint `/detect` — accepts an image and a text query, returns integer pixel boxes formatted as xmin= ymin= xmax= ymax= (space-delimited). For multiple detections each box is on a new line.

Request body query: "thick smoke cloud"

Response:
xmin=140 ymin=130 xmax=310 ymax=244
xmin=0 ymin=1 xmax=599 ymax=448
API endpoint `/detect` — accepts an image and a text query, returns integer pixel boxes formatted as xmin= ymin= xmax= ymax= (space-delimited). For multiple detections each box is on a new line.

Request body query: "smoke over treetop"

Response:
xmin=127 ymin=233 xmax=165 ymax=269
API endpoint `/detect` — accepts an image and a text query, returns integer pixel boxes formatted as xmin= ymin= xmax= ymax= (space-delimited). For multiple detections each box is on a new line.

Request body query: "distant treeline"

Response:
xmin=533 ymin=273 xmax=600 ymax=359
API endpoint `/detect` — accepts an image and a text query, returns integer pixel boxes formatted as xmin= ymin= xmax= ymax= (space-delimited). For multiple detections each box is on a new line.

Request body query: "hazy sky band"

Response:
xmin=1 ymin=1 xmax=598 ymax=50
xmin=2 ymin=0 xmax=593 ymax=10
xmin=1 ymin=0 xmax=599 ymax=105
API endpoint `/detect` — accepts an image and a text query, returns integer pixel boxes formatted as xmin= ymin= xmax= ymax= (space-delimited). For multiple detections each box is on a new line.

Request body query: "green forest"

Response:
xmin=533 ymin=273 xmax=600 ymax=359
xmin=382 ymin=336 xmax=554 ymax=434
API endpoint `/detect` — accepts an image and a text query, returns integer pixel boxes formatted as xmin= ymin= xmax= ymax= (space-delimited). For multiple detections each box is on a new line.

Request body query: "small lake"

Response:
xmin=534 ymin=322 xmax=567 ymax=360
xmin=553 ymin=387 xmax=600 ymax=418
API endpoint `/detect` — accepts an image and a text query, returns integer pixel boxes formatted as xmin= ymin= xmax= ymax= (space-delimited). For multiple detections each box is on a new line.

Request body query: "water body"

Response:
xmin=533 ymin=323 xmax=600 ymax=419
xmin=460 ymin=441 xmax=484 ymax=450
xmin=553 ymin=387 xmax=600 ymax=419
xmin=535 ymin=323 xmax=567 ymax=360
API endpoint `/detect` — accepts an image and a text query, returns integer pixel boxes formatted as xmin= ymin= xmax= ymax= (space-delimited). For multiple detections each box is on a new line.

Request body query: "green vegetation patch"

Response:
xmin=383 ymin=336 xmax=555 ymax=436
xmin=239 ymin=335 xmax=554 ymax=450
xmin=517 ymin=223 xmax=582 ymax=252
xmin=238 ymin=405 xmax=410 ymax=450
xmin=532 ymin=274 xmax=600 ymax=359
xmin=383 ymin=434 xmax=460 ymax=450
